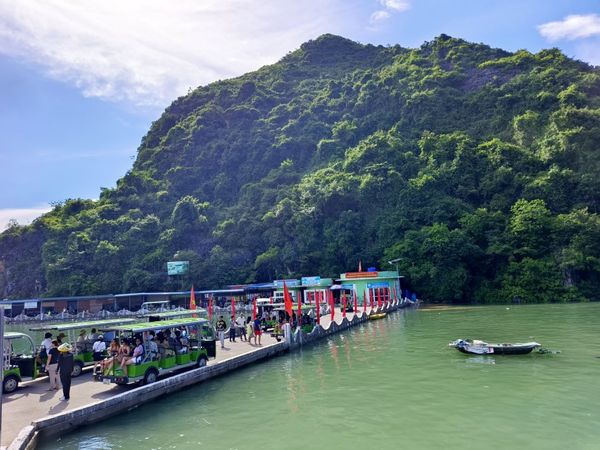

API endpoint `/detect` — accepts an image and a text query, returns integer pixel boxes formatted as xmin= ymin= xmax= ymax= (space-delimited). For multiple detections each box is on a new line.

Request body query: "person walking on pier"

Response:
xmin=216 ymin=316 xmax=227 ymax=349
xmin=253 ymin=316 xmax=262 ymax=346
xmin=246 ymin=316 xmax=254 ymax=345
xmin=229 ymin=315 xmax=237 ymax=343
xmin=45 ymin=340 xmax=60 ymax=391
xmin=57 ymin=343 xmax=74 ymax=401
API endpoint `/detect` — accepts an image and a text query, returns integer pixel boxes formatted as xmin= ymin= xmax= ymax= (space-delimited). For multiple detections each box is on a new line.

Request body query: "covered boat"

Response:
xmin=449 ymin=339 xmax=541 ymax=355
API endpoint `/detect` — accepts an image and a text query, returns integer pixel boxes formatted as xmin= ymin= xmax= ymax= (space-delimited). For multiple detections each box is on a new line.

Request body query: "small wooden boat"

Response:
xmin=449 ymin=339 xmax=541 ymax=355
xmin=368 ymin=313 xmax=387 ymax=320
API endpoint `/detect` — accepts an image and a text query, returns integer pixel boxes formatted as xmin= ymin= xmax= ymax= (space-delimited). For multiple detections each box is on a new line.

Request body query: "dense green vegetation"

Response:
xmin=1 ymin=34 xmax=599 ymax=303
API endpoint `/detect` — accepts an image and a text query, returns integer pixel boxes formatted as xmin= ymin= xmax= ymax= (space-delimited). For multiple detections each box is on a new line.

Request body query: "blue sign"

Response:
xmin=301 ymin=276 xmax=321 ymax=286
xmin=167 ymin=261 xmax=189 ymax=275
xmin=341 ymin=284 xmax=354 ymax=290
xmin=274 ymin=279 xmax=300 ymax=288
xmin=367 ymin=282 xmax=389 ymax=289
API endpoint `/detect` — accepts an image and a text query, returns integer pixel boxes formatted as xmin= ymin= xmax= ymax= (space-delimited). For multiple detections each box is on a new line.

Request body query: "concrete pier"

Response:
xmin=2 ymin=303 xmax=400 ymax=449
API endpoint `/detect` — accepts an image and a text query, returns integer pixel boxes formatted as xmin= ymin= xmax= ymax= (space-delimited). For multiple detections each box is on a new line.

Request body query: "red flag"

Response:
xmin=190 ymin=285 xmax=197 ymax=310
xmin=252 ymin=297 xmax=257 ymax=321
xmin=208 ymin=296 xmax=213 ymax=321
xmin=393 ymin=287 xmax=398 ymax=305
xmin=330 ymin=290 xmax=335 ymax=322
xmin=363 ymin=289 xmax=367 ymax=313
xmin=342 ymin=290 xmax=347 ymax=318
xmin=231 ymin=297 xmax=235 ymax=318
xmin=353 ymin=288 xmax=358 ymax=313
xmin=297 ymin=291 xmax=302 ymax=324
xmin=316 ymin=291 xmax=321 ymax=325
xmin=283 ymin=282 xmax=294 ymax=320
xmin=369 ymin=289 xmax=374 ymax=310
xmin=269 ymin=296 xmax=273 ymax=304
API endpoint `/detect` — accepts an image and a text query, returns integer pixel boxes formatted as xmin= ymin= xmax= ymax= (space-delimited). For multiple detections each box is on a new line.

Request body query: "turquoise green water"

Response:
xmin=38 ymin=303 xmax=600 ymax=450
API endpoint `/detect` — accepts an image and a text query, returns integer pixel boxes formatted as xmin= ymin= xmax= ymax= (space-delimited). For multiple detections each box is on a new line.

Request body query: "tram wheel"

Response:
xmin=143 ymin=368 xmax=159 ymax=385
xmin=197 ymin=355 xmax=208 ymax=368
xmin=71 ymin=361 xmax=83 ymax=377
xmin=3 ymin=375 xmax=19 ymax=393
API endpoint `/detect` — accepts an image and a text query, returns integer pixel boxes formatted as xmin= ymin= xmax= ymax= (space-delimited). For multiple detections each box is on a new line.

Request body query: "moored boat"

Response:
xmin=368 ymin=312 xmax=387 ymax=320
xmin=449 ymin=338 xmax=541 ymax=355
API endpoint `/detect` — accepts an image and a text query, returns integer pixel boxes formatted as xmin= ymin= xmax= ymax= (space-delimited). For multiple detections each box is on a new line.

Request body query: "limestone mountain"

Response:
xmin=1 ymin=34 xmax=599 ymax=303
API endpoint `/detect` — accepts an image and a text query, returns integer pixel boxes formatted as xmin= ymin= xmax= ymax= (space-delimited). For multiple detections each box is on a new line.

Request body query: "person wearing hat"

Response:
xmin=92 ymin=335 xmax=106 ymax=375
xmin=57 ymin=343 xmax=74 ymax=401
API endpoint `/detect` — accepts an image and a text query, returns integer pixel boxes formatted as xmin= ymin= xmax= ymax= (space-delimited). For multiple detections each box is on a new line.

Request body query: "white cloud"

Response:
xmin=369 ymin=0 xmax=409 ymax=27
xmin=0 ymin=0 xmax=346 ymax=107
xmin=379 ymin=0 xmax=410 ymax=12
xmin=370 ymin=10 xmax=391 ymax=24
xmin=538 ymin=14 xmax=600 ymax=41
xmin=0 ymin=205 xmax=53 ymax=231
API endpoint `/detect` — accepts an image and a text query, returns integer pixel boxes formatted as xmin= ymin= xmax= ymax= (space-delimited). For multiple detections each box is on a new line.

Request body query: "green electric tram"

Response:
xmin=3 ymin=332 xmax=41 ymax=393
xmin=29 ymin=318 xmax=138 ymax=377
xmin=97 ymin=317 xmax=215 ymax=386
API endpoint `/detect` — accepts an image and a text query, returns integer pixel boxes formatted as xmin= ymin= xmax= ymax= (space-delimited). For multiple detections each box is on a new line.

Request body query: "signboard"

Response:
xmin=24 ymin=301 xmax=38 ymax=309
xmin=167 ymin=261 xmax=189 ymax=276
xmin=346 ymin=271 xmax=378 ymax=279
xmin=367 ymin=282 xmax=389 ymax=289
xmin=301 ymin=276 xmax=321 ymax=286
xmin=274 ymin=279 xmax=300 ymax=288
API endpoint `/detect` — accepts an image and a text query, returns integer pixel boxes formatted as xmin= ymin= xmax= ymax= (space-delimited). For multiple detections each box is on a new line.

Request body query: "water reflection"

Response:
xmin=465 ymin=356 xmax=496 ymax=365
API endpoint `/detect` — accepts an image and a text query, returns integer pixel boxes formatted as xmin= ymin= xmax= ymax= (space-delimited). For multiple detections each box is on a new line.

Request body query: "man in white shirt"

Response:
xmin=41 ymin=332 xmax=53 ymax=355
xmin=92 ymin=335 xmax=106 ymax=374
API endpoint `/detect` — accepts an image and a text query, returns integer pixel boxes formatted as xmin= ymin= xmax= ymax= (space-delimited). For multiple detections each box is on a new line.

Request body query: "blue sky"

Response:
xmin=1 ymin=0 xmax=599 ymax=229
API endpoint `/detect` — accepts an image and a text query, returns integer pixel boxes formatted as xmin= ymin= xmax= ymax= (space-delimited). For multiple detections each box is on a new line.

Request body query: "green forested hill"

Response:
xmin=2 ymin=34 xmax=600 ymax=303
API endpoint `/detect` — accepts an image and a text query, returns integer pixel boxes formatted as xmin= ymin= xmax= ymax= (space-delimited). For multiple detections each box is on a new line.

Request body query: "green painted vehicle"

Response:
xmin=97 ymin=317 xmax=215 ymax=386
xmin=3 ymin=332 xmax=41 ymax=393
xmin=30 ymin=318 xmax=138 ymax=377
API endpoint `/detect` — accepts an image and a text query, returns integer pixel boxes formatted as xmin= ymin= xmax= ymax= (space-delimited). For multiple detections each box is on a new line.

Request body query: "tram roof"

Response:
xmin=146 ymin=309 xmax=206 ymax=319
xmin=29 ymin=318 xmax=138 ymax=332
xmin=101 ymin=317 xmax=209 ymax=333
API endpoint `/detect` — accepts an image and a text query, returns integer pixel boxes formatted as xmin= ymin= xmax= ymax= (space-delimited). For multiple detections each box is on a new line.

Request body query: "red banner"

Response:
xmin=369 ymin=289 xmax=374 ymax=310
xmin=252 ymin=297 xmax=257 ymax=321
xmin=231 ymin=297 xmax=235 ymax=319
xmin=330 ymin=290 xmax=335 ymax=322
xmin=208 ymin=297 xmax=213 ymax=321
xmin=342 ymin=290 xmax=347 ymax=318
xmin=190 ymin=286 xmax=197 ymax=310
xmin=363 ymin=289 xmax=367 ymax=313
xmin=316 ymin=291 xmax=320 ymax=325
xmin=283 ymin=282 xmax=294 ymax=321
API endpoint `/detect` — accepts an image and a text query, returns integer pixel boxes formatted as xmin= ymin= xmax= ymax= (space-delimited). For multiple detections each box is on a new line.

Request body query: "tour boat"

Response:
xmin=449 ymin=338 xmax=541 ymax=355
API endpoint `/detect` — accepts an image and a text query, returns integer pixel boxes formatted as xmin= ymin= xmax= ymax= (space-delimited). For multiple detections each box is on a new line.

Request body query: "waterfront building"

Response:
xmin=338 ymin=269 xmax=401 ymax=305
